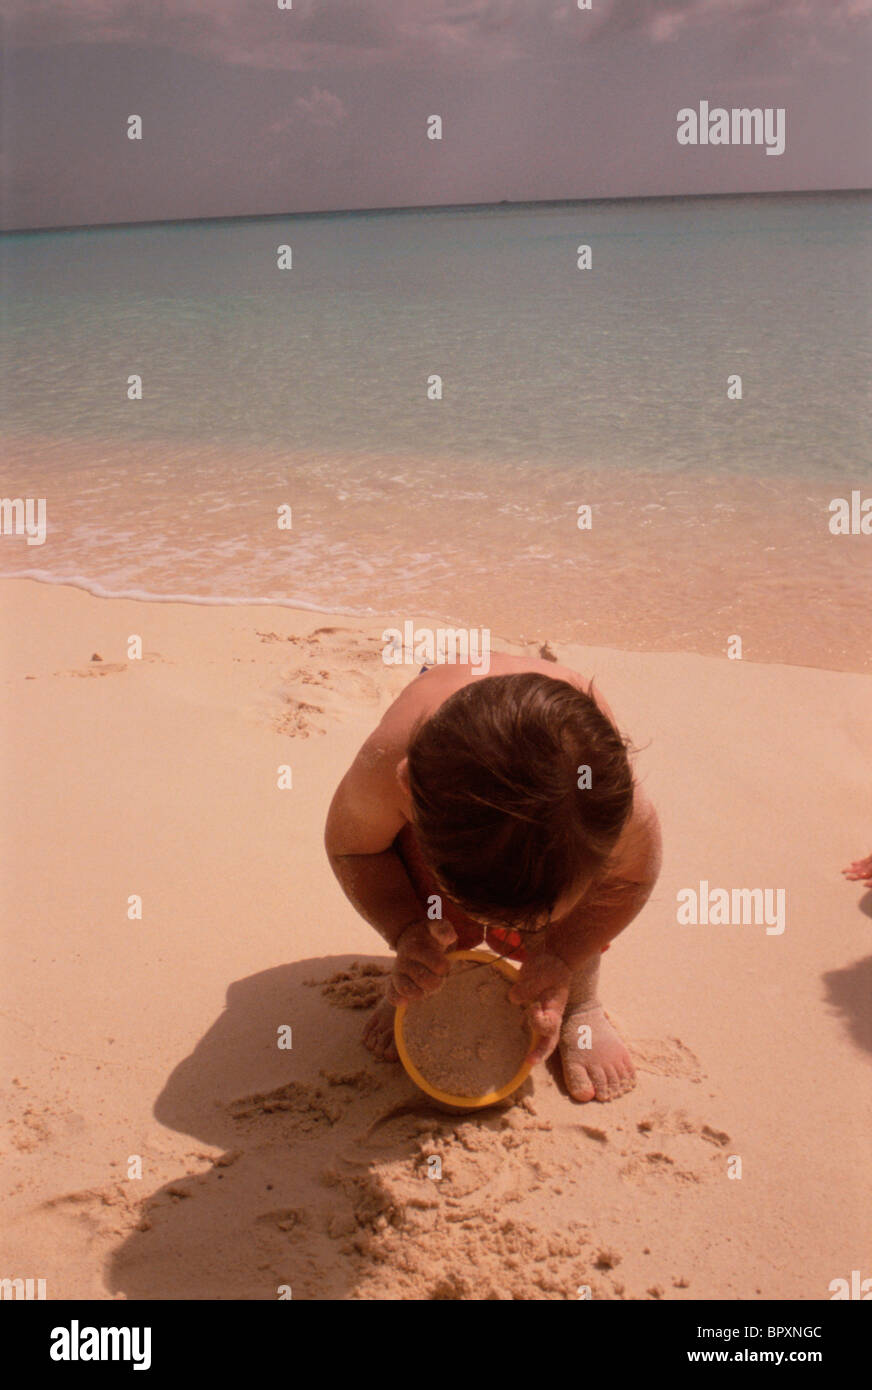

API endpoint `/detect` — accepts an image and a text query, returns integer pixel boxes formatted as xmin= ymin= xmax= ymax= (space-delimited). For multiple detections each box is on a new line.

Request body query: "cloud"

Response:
xmin=0 ymin=1 xmax=603 ymax=73
xmin=4 ymin=1 xmax=870 ymax=75
xmin=267 ymin=87 xmax=346 ymax=132
xmin=594 ymin=0 xmax=872 ymax=43
xmin=1 ymin=1 xmax=509 ymax=71
xmin=583 ymin=0 xmax=872 ymax=77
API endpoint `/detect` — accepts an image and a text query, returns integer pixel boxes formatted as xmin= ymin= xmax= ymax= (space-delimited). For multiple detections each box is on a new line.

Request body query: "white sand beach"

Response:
xmin=1 ymin=576 xmax=870 ymax=1300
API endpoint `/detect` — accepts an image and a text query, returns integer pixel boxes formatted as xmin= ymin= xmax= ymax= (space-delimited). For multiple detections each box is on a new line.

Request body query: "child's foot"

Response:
xmin=559 ymin=1001 xmax=636 ymax=1102
xmin=362 ymin=996 xmax=399 ymax=1062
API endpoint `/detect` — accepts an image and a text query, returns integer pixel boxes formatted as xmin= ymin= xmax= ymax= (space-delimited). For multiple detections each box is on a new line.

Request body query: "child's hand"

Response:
xmin=508 ymin=950 xmax=572 ymax=1066
xmin=387 ymin=918 xmax=458 ymax=1005
xmin=843 ymin=853 xmax=872 ymax=888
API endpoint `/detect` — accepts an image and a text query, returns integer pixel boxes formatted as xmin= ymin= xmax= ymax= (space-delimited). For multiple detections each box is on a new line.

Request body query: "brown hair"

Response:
xmin=406 ymin=672 xmax=634 ymax=930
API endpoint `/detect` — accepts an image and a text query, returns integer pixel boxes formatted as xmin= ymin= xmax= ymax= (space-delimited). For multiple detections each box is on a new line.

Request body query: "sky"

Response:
xmin=1 ymin=0 xmax=871 ymax=230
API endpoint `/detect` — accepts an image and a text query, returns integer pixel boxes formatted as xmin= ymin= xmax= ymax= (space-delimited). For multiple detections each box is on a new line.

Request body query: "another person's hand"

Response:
xmin=387 ymin=917 xmax=457 ymax=1004
xmin=843 ymin=853 xmax=872 ymax=889
xmin=508 ymin=949 xmax=572 ymax=1066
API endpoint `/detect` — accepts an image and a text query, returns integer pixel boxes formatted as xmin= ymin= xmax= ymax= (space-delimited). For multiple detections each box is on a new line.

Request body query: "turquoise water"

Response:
xmin=1 ymin=193 xmax=870 ymax=667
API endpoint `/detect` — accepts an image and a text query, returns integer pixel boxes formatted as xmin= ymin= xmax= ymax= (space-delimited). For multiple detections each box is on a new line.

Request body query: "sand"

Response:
xmin=401 ymin=959 xmax=530 ymax=1099
xmin=1 ymin=575 xmax=871 ymax=1300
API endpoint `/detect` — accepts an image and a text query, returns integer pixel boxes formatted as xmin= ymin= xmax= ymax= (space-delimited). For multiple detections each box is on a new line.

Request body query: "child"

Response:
xmin=325 ymin=654 xmax=661 ymax=1102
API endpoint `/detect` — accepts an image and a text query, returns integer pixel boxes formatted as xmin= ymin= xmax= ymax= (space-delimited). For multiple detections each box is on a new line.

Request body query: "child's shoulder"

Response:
xmin=375 ymin=654 xmax=611 ymax=748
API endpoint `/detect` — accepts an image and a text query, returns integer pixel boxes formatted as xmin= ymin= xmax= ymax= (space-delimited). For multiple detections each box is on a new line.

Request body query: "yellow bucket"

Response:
xmin=394 ymin=948 xmax=538 ymax=1110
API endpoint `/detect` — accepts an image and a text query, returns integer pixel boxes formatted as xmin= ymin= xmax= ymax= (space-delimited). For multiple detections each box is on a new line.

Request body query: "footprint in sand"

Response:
xmin=273 ymin=696 xmax=327 ymax=738
xmin=306 ymin=962 xmax=390 ymax=1011
xmin=227 ymin=1080 xmax=349 ymax=1133
xmin=257 ymin=626 xmax=384 ymax=665
xmin=619 ymin=1107 xmax=732 ymax=1186
xmin=271 ymin=664 xmax=382 ymax=737
xmin=35 ymin=1183 xmax=143 ymax=1240
xmin=629 ymin=1036 xmax=704 ymax=1082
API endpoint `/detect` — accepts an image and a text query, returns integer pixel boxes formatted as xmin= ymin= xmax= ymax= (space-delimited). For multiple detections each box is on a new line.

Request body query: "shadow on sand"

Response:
xmin=105 ymin=954 xmax=523 ymax=1299
xmin=822 ymin=950 xmax=872 ymax=1059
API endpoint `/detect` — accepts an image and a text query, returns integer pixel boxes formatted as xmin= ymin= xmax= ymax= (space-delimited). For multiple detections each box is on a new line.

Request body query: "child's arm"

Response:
xmin=548 ymin=788 xmax=662 ymax=965
xmin=325 ymin=733 xmax=455 ymax=998
xmin=511 ymin=792 xmax=662 ymax=1064
xmin=325 ymin=759 xmax=421 ymax=948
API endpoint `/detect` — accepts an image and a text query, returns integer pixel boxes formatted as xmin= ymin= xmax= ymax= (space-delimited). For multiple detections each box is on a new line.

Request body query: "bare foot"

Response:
xmin=559 ymin=1001 xmax=636 ymax=1102
xmin=362 ymin=996 xmax=399 ymax=1062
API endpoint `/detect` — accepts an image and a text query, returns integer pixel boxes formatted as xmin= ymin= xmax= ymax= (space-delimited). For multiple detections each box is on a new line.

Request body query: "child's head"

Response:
xmin=405 ymin=673 xmax=634 ymax=931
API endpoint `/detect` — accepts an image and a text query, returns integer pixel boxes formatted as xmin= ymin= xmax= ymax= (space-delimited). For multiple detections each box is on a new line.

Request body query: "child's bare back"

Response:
xmin=325 ymin=654 xmax=661 ymax=1102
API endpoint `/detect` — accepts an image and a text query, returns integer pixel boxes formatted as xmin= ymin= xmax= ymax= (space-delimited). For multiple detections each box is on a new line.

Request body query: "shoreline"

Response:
xmin=1 ymin=573 xmax=866 ymax=678
xmin=2 ymin=421 xmax=870 ymax=675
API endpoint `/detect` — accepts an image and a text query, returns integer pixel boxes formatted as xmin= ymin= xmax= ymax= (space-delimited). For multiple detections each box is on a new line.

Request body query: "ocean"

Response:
xmin=1 ymin=191 xmax=870 ymax=669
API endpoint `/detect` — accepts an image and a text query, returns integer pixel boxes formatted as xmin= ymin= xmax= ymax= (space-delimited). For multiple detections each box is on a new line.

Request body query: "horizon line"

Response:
xmin=2 ymin=184 xmax=869 ymax=237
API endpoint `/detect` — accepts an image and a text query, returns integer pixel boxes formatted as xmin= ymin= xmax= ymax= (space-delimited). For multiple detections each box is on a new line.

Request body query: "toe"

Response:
xmin=602 ymin=1064 xmax=622 ymax=1100
xmin=614 ymin=1056 xmax=636 ymax=1095
xmin=564 ymin=1059 xmax=596 ymax=1102
xmin=587 ymin=1064 xmax=610 ymax=1101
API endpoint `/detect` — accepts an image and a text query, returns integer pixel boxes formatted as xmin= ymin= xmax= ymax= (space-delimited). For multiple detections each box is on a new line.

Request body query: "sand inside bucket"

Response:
xmin=401 ymin=958 xmax=530 ymax=1098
